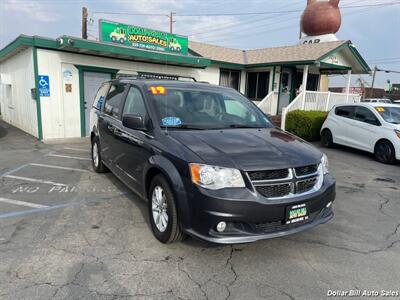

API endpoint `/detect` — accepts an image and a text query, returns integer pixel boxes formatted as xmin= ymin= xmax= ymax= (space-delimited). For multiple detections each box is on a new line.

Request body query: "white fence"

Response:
xmin=257 ymin=91 xmax=279 ymax=116
xmin=281 ymin=91 xmax=361 ymax=130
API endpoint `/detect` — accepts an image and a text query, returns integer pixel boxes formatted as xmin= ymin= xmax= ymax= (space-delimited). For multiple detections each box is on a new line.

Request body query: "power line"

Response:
xmin=188 ymin=0 xmax=305 ymax=37
xmin=203 ymin=2 xmax=393 ymax=46
xmin=176 ymin=2 xmax=400 ymax=17
xmin=90 ymin=2 xmax=399 ymax=18
xmin=193 ymin=0 xmax=366 ymax=41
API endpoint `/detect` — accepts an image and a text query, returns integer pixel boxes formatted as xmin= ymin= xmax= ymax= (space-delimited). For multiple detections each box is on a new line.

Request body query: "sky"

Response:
xmin=1 ymin=0 xmax=399 ymax=88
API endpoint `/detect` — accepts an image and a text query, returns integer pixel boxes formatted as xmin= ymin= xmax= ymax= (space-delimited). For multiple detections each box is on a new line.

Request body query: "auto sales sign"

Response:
xmin=99 ymin=19 xmax=188 ymax=55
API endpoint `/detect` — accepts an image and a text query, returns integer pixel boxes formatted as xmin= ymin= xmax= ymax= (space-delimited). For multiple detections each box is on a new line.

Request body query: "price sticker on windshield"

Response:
xmin=149 ymin=86 xmax=167 ymax=95
xmin=375 ymin=107 xmax=385 ymax=112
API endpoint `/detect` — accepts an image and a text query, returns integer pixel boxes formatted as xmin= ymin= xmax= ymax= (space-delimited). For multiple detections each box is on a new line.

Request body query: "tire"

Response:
xmin=119 ymin=38 xmax=124 ymax=44
xmin=91 ymin=138 xmax=108 ymax=173
xmin=321 ymin=129 xmax=334 ymax=148
xmin=111 ymin=36 xmax=116 ymax=42
xmin=148 ymin=174 xmax=186 ymax=243
xmin=374 ymin=140 xmax=396 ymax=164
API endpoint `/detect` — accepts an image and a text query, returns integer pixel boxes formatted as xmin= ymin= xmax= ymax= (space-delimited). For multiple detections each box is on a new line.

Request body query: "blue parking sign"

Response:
xmin=38 ymin=75 xmax=50 ymax=97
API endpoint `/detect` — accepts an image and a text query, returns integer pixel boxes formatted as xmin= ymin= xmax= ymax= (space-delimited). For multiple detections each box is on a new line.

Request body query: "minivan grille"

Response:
xmin=248 ymin=169 xmax=289 ymax=181
xmin=294 ymin=164 xmax=318 ymax=177
xmin=297 ymin=177 xmax=318 ymax=194
xmin=248 ymin=164 xmax=321 ymax=199
xmin=256 ymin=184 xmax=291 ymax=198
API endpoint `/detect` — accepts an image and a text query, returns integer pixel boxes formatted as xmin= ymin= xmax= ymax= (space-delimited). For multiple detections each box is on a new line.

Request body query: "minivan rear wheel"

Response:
xmin=374 ymin=140 xmax=396 ymax=164
xmin=148 ymin=174 xmax=186 ymax=243
xmin=321 ymin=129 xmax=334 ymax=148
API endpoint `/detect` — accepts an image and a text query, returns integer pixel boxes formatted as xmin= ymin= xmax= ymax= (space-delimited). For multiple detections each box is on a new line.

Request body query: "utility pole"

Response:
xmin=169 ymin=12 xmax=176 ymax=33
xmin=371 ymin=66 xmax=377 ymax=98
xmin=82 ymin=7 xmax=88 ymax=39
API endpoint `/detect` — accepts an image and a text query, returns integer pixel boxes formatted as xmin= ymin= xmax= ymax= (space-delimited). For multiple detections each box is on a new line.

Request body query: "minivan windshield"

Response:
xmin=150 ymin=86 xmax=273 ymax=129
xmin=375 ymin=106 xmax=400 ymax=124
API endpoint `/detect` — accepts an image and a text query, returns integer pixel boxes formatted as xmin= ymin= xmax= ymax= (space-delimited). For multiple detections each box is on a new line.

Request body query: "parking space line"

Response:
xmin=0 ymin=203 xmax=70 ymax=219
xmin=0 ymin=164 xmax=29 ymax=178
xmin=46 ymin=153 xmax=91 ymax=161
xmin=63 ymin=147 xmax=90 ymax=152
xmin=0 ymin=197 xmax=49 ymax=209
xmin=4 ymin=175 xmax=68 ymax=186
xmin=29 ymin=163 xmax=91 ymax=173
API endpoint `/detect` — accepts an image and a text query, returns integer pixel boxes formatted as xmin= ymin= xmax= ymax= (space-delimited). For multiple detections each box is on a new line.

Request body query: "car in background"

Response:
xmin=362 ymin=98 xmax=392 ymax=104
xmin=321 ymin=103 xmax=400 ymax=164
xmin=89 ymin=78 xmax=336 ymax=244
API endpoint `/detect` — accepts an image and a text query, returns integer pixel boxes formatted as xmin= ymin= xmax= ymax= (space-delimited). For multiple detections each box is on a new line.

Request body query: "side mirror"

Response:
xmin=122 ymin=114 xmax=147 ymax=131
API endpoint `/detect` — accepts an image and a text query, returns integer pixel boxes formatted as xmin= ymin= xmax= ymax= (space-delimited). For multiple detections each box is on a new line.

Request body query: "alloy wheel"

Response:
xmin=151 ymin=186 xmax=168 ymax=232
xmin=92 ymin=142 xmax=99 ymax=167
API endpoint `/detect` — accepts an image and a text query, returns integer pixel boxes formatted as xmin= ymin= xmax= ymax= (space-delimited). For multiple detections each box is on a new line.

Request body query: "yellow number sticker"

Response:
xmin=149 ymin=86 xmax=167 ymax=95
xmin=375 ymin=107 xmax=385 ymax=112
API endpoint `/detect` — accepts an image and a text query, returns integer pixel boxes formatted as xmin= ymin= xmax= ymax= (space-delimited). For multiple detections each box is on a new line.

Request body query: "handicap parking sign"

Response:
xmin=38 ymin=75 xmax=50 ymax=97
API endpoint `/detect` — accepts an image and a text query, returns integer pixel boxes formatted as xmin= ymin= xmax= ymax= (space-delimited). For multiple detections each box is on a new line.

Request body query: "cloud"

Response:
xmin=2 ymin=0 xmax=60 ymax=23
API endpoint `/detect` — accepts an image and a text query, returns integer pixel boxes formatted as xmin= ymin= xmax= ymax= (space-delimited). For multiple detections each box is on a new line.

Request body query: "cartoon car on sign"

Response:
xmin=109 ymin=27 xmax=126 ymax=44
xmin=168 ymin=38 xmax=181 ymax=52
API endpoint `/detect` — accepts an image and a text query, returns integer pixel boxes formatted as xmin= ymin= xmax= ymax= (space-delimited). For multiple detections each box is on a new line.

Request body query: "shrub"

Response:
xmin=285 ymin=110 xmax=328 ymax=141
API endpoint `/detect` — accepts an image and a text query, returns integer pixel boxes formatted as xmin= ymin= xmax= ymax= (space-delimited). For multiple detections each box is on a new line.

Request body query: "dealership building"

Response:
xmin=0 ymin=29 xmax=370 ymax=139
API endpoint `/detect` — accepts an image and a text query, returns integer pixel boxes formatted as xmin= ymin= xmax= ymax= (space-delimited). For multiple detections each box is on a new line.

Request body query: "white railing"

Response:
xmin=257 ymin=91 xmax=279 ymax=116
xmin=281 ymin=91 xmax=361 ymax=130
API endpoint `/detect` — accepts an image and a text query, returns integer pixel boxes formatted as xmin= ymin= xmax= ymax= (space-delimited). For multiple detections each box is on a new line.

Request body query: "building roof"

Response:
xmin=190 ymin=40 xmax=346 ymax=65
xmin=1 ymin=35 xmax=370 ymax=73
xmin=190 ymin=40 xmax=370 ymax=73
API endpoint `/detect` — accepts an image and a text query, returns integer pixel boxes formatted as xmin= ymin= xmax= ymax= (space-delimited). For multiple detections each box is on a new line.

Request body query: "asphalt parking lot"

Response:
xmin=0 ymin=120 xmax=399 ymax=300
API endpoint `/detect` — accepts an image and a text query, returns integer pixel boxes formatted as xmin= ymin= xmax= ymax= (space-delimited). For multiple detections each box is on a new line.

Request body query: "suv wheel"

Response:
xmin=321 ymin=129 xmax=334 ymax=148
xmin=91 ymin=138 xmax=108 ymax=173
xmin=148 ymin=175 xmax=186 ymax=243
xmin=375 ymin=140 xmax=396 ymax=164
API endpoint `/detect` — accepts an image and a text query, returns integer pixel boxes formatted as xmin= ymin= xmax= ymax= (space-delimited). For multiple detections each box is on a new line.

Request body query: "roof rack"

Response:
xmin=117 ymin=71 xmax=196 ymax=82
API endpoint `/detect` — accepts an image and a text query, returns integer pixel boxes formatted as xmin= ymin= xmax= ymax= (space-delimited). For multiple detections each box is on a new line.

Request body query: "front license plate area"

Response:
xmin=286 ymin=203 xmax=309 ymax=224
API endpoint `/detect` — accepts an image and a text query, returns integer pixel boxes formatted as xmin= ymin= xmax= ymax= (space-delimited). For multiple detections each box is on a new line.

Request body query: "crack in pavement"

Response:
xmin=224 ymin=246 xmax=238 ymax=300
xmin=177 ymin=259 xmax=208 ymax=300
xmin=377 ymin=193 xmax=392 ymax=217
xmin=284 ymin=237 xmax=400 ymax=255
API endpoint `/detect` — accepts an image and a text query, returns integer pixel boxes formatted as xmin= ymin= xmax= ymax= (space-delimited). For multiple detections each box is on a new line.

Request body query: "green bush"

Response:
xmin=285 ymin=110 xmax=328 ymax=141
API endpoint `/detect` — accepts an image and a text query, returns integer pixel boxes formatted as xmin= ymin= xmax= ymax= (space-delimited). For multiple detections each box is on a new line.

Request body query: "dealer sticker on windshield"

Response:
xmin=149 ymin=86 xmax=167 ymax=95
xmin=162 ymin=117 xmax=182 ymax=126
xmin=286 ymin=203 xmax=309 ymax=224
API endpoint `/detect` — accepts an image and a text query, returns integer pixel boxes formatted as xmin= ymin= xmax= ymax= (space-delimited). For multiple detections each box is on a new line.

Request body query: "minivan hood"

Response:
xmin=168 ymin=128 xmax=322 ymax=171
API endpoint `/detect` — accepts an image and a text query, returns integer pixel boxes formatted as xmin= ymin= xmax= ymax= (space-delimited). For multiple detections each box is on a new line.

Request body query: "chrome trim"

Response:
xmin=248 ymin=164 xmax=323 ymax=200
xmin=251 ymin=168 xmax=293 ymax=185
xmin=294 ymin=169 xmax=319 ymax=179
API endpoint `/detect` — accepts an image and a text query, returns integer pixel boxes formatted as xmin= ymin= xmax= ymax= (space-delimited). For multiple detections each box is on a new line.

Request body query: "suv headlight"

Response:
xmin=321 ymin=153 xmax=329 ymax=175
xmin=189 ymin=163 xmax=245 ymax=190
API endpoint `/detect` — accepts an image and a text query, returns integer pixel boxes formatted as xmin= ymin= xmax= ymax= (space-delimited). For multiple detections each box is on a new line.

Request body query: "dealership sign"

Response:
xmin=99 ymin=19 xmax=188 ymax=55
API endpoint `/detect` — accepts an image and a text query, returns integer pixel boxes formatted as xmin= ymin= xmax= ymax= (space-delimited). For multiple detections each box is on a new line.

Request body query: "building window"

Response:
xmin=246 ymin=71 xmax=270 ymax=101
xmin=219 ymin=69 xmax=240 ymax=91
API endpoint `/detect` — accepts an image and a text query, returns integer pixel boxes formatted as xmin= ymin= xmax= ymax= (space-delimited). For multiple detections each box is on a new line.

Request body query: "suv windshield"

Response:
xmin=150 ymin=86 xmax=273 ymax=129
xmin=375 ymin=106 xmax=400 ymax=124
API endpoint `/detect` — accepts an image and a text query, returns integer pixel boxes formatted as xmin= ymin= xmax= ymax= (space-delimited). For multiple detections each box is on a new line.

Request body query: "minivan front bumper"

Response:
xmin=182 ymin=174 xmax=336 ymax=244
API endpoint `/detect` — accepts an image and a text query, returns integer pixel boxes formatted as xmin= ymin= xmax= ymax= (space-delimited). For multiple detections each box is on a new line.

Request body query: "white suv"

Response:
xmin=321 ymin=103 xmax=400 ymax=164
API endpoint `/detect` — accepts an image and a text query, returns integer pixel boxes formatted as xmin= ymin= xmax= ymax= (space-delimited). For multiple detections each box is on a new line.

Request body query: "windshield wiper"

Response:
xmin=161 ymin=124 xmax=206 ymax=130
xmin=228 ymin=124 xmax=264 ymax=129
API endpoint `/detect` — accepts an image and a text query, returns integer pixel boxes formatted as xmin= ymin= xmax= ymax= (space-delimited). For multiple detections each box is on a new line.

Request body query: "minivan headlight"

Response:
xmin=321 ymin=153 xmax=329 ymax=175
xmin=189 ymin=163 xmax=245 ymax=190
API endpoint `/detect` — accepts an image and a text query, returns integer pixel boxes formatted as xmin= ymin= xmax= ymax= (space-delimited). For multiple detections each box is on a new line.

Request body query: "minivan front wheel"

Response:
xmin=148 ymin=174 xmax=186 ymax=243
xmin=91 ymin=138 xmax=108 ymax=173
xmin=374 ymin=140 xmax=396 ymax=164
